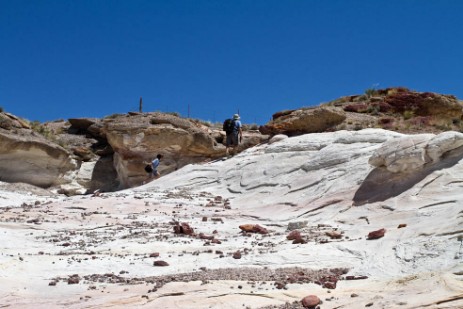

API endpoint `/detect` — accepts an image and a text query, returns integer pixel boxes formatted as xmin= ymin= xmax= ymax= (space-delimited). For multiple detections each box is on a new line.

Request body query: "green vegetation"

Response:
xmin=364 ymin=88 xmax=378 ymax=98
xmin=366 ymin=104 xmax=380 ymax=115
xmin=403 ymin=110 xmax=415 ymax=120
xmin=30 ymin=121 xmax=53 ymax=140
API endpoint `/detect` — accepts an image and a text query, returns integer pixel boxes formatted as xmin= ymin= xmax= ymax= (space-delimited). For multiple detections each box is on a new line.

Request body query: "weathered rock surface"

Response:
xmin=259 ymin=107 xmax=346 ymax=136
xmin=0 ymin=129 xmax=76 ymax=187
xmin=0 ymin=112 xmax=266 ymax=192
xmin=1 ymin=128 xmax=463 ymax=308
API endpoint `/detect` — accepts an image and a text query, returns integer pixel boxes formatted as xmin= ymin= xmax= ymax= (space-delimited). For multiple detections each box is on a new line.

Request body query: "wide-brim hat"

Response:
xmin=233 ymin=114 xmax=240 ymax=120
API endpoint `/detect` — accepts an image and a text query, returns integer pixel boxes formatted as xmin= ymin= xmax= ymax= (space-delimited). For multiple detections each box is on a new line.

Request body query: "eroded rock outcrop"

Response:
xmin=369 ymin=131 xmax=463 ymax=173
xmin=0 ymin=129 xmax=76 ymax=187
xmin=102 ymin=113 xmax=227 ymax=187
xmin=259 ymin=107 xmax=346 ymax=136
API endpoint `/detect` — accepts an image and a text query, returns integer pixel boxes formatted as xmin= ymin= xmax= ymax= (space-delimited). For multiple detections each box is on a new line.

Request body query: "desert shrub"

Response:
xmin=30 ymin=121 xmax=53 ymax=139
xmin=367 ymin=104 xmax=380 ymax=115
xmin=353 ymin=95 xmax=368 ymax=102
xmin=365 ymin=88 xmax=379 ymax=98
xmin=0 ymin=106 xmax=3 ymax=112
xmin=403 ymin=110 xmax=415 ymax=120
xmin=386 ymin=87 xmax=410 ymax=96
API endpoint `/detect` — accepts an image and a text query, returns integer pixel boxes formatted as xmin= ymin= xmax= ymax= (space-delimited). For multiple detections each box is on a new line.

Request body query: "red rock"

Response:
xmin=149 ymin=252 xmax=160 ymax=258
xmin=67 ymin=276 xmax=79 ymax=284
xmin=173 ymin=222 xmax=194 ymax=235
xmin=323 ymin=281 xmax=336 ymax=289
xmin=233 ymin=251 xmax=241 ymax=259
xmin=301 ymin=295 xmax=320 ymax=308
xmin=253 ymin=224 xmax=268 ymax=234
xmin=239 ymin=224 xmax=268 ymax=234
xmin=367 ymin=228 xmax=386 ymax=240
xmin=397 ymin=223 xmax=407 ymax=228
xmin=286 ymin=230 xmax=301 ymax=240
xmin=239 ymin=224 xmax=255 ymax=233
xmin=199 ymin=233 xmax=214 ymax=240
xmin=292 ymin=238 xmax=306 ymax=244
xmin=153 ymin=260 xmax=169 ymax=267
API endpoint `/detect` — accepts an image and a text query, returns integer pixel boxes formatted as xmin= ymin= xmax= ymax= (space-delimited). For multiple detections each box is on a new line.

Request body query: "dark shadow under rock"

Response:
xmin=353 ymin=145 xmax=463 ymax=206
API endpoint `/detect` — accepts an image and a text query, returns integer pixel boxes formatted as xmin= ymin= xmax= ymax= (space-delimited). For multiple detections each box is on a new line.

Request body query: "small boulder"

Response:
xmin=153 ymin=260 xmax=169 ymax=267
xmin=232 ymin=251 xmax=242 ymax=259
xmin=173 ymin=222 xmax=194 ymax=235
xmin=367 ymin=228 xmax=386 ymax=240
xmin=239 ymin=224 xmax=268 ymax=234
xmin=301 ymin=295 xmax=321 ymax=308
xmin=286 ymin=230 xmax=301 ymax=240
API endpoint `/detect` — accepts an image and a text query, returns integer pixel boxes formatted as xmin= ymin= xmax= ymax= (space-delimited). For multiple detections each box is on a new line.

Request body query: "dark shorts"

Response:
xmin=226 ymin=132 xmax=239 ymax=146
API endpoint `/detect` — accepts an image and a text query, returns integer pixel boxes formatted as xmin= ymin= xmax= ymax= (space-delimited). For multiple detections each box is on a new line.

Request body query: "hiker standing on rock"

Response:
xmin=143 ymin=154 xmax=163 ymax=184
xmin=223 ymin=114 xmax=242 ymax=155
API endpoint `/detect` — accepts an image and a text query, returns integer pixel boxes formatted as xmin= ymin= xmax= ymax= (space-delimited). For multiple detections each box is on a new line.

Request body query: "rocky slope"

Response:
xmin=0 ymin=128 xmax=462 ymax=308
xmin=1 ymin=87 xmax=462 ymax=196
xmin=0 ymin=112 xmax=266 ymax=194
xmin=261 ymin=87 xmax=463 ymax=135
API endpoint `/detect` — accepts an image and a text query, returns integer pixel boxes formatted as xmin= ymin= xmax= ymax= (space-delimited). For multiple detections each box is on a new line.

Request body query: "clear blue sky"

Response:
xmin=1 ymin=0 xmax=462 ymax=125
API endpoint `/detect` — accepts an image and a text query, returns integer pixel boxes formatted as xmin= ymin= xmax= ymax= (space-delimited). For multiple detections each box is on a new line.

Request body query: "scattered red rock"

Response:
xmin=239 ymin=224 xmax=268 ymax=234
xmin=323 ymin=281 xmax=336 ymax=289
xmin=67 ymin=275 xmax=80 ymax=284
xmin=199 ymin=233 xmax=214 ymax=240
xmin=153 ymin=260 xmax=169 ymax=267
xmin=398 ymin=223 xmax=407 ymax=228
xmin=232 ymin=251 xmax=242 ymax=259
xmin=292 ymin=238 xmax=306 ymax=244
xmin=367 ymin=228 xmax=386 ymax=240
xmin=301 ymin=295 xmax=320 ymax=308
xmin=173 ymin=222 xmax=194 ymax=235
xmin=286 ymin=230 xmax=301 ymax=240
xmin=149 ymin=252 xmax=160 ymax=258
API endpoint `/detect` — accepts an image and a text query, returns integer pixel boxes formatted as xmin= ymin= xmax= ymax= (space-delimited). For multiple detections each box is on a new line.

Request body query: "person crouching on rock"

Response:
xmin=143 ymin=154 xmax=163 ymax=184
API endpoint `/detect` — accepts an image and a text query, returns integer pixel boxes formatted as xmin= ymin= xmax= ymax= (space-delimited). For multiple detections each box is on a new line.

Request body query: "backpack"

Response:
xmin=223 ymin=118 xmax=235 ymax=134
xmin=144 ymin=164 xmax=153 ymax=173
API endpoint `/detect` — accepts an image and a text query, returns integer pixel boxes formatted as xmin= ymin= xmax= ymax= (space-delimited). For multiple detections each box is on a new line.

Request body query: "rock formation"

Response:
xmin=259 ymin=107 xmax=346 ymax=136
xmin=2 ymin=128 xmax=462 ymax=308
xmin=0 ymin=127 xmax=76 ymax=187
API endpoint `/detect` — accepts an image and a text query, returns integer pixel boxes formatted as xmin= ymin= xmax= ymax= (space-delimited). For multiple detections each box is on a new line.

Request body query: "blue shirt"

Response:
xmin=233 ymin=120 xmax=242 ymax=133
xmin=151 ymin=158 xmax=160 ymax=171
